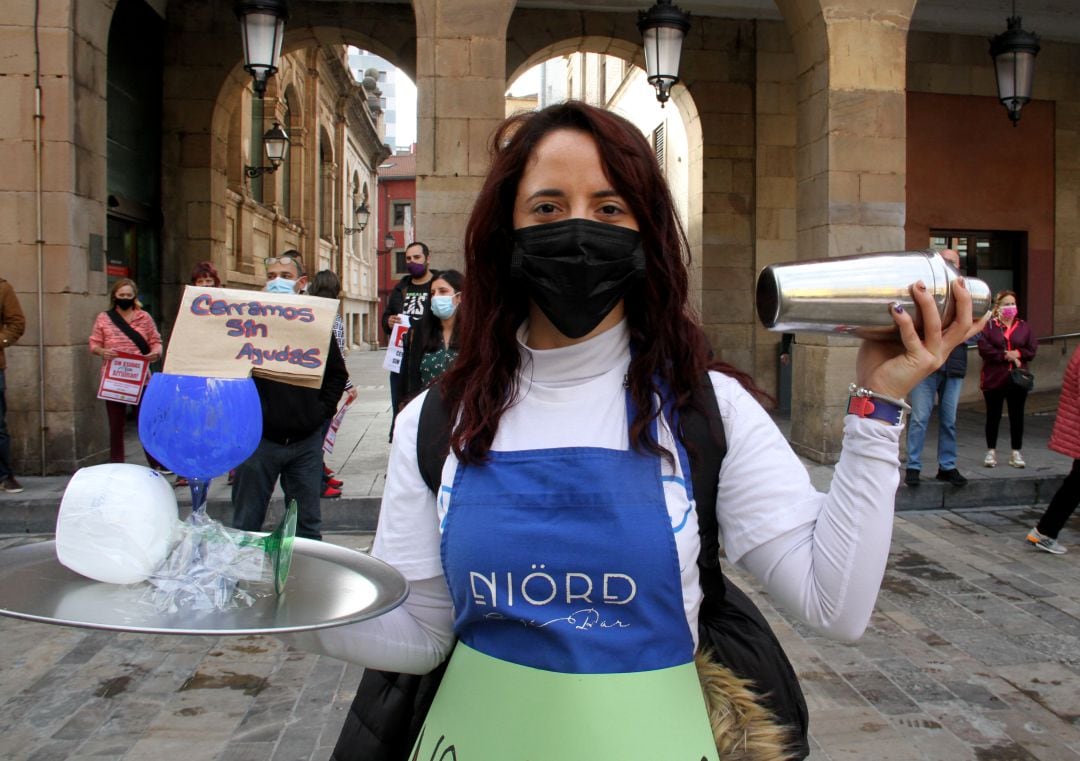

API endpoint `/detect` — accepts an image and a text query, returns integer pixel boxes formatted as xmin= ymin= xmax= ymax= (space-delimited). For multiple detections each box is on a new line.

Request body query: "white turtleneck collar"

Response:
xmin=515 ymin=319 xmax=630 ymax=389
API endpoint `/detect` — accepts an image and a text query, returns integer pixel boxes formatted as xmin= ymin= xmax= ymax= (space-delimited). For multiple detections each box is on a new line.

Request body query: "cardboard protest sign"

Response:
xmin=97 ymin=353 xmax=150 ymax=405
xmin=164 ymin=286 xmax=340 ymax=388
xmin=382 ymin=315 xmax=410 ymax=373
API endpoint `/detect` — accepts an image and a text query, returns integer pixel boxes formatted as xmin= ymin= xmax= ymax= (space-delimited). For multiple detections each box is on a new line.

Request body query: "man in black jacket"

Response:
xmin=380 ymin=241 xmax=435 ymax=439
xmin=231 ymin=252 xmax=348 ymax=540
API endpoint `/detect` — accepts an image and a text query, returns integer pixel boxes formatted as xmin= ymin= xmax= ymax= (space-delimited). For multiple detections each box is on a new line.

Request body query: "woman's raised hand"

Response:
xmin=855 ymin=277 xmax=989 ymax=401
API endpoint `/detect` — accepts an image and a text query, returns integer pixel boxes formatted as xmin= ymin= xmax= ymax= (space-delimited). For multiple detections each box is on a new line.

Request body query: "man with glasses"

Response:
xmin=380 ymin=241 xmax=436 ymax=440
xmin=231 ymin=250 xmax=348 ymax=540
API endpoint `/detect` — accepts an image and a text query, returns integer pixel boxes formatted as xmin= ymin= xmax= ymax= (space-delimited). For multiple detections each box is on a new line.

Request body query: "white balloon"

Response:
xmin=56 ymin=464 xmax=179 ymax=584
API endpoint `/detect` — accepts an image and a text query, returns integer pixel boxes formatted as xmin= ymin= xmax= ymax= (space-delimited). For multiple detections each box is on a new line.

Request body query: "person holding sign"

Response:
xmin=380 ymin=241 xmax=436 ymax=441
xmin=308 ymin=269 xmax=357 ymax=499
xmin=230 ymin=252 xmax=348 ymax=541
xmin=89 ymin=278 xmax=166 ymax=470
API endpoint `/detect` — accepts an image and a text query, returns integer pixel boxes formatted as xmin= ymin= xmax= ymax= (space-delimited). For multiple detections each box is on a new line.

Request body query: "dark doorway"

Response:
xmin=106 ymin=0 xmax=165 ymax=326
xmin=930 ymin=230 xmax=1028 ymax=311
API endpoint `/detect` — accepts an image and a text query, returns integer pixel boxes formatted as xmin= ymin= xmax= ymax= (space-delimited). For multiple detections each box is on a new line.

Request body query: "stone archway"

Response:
xmin=160 ymin=2 xmax=419 ymax=318
xmin=506 ymin=9 xmax=753 ymax=372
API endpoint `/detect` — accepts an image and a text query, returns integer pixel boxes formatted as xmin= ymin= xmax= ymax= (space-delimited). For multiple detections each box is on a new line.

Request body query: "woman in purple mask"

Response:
xmin=296 ymin=101 xmax=984 ymax=761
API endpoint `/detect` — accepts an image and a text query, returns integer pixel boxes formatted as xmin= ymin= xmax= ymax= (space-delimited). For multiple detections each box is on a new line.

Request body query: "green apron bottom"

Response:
xmin=410 ymin=643 xmax=719 ymax=761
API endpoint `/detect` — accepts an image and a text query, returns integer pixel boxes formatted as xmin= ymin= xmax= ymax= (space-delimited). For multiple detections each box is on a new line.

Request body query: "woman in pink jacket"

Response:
xmin=1027 ymin=345 xmax=1080 ymax=554
xmin=88 ymin=278 xmax=165 ymax=470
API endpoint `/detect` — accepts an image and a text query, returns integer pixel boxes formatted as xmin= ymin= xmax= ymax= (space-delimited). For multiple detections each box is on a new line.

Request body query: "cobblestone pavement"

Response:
xmin=3 ymin=504 xmax=1080 ymax=760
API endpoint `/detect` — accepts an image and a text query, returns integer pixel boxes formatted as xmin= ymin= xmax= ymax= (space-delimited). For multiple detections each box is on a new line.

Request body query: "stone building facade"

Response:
xmin=1 ymin=0 xmax=1078 ymax=473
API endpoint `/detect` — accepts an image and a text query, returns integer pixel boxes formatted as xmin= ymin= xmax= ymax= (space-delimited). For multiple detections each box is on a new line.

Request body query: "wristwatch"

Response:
xmin=847 ymin=384 xmax=910 ymax=427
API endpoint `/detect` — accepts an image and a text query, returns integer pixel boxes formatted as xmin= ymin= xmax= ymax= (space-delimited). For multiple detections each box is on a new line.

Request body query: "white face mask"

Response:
xmin=265 ymin=277 xmax=298 ymax=295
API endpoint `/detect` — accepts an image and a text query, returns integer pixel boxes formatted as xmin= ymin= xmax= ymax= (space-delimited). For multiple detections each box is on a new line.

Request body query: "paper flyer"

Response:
xmin=382 ymin=315 xmax=410 ymax=373
xmin=96 ymin=353 xmax=150 ymax=405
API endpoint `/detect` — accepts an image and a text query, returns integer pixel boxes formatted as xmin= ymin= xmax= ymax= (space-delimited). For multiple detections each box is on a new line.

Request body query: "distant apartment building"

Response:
xmin=375 ymin=149 xmax=417 ymax=346
xmin=348 ymin=49 xmax=400 ymax=150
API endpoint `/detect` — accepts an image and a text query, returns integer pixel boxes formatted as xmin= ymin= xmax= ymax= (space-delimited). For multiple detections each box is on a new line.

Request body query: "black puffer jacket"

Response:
xmin=253 ymin=338 xmax=348 ymax=444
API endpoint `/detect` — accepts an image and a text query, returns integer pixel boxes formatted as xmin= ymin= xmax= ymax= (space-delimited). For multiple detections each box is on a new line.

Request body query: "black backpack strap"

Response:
xmin=680 ymin=371 xmax=728 ymax=598
xmin=105 ymin=308 xmax=152 ymax=355
xmin=417 ymin=383 xmax=451 ymax=495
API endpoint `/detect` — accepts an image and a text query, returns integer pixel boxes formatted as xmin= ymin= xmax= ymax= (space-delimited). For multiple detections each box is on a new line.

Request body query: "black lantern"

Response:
xmin=345 ymin=201 xmax=371 ymax=235
xmin=379 ymin=232 xmax=396 ymax=254
xmin=637 ymin=0 xmax=691 ymax=106
xmin=989 ymin=5 xmax=1040 ymax=126
xmin=245 ymin=122 xmax=289 ymax=178
xmin=235 ymin=0 xmax=289 ymax=97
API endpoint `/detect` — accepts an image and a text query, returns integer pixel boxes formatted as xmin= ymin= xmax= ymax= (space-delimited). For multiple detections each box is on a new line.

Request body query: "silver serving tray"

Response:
xmin=0 ymin=538 xmax=409 ymax=636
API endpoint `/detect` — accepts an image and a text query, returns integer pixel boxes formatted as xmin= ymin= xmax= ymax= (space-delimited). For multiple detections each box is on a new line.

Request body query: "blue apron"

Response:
xmin=411 ymin=401 xmax=718 ymax=759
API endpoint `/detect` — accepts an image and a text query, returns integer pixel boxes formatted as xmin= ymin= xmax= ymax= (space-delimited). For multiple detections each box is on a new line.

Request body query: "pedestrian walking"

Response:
xmin=380 ymin=242 xmax=435 ymax=440
xmin=88 ymin=278 xmax=166 ymax=471
xmin=905 ymin=249 xmax=969 ymax=487
xmin=291 ymin=101 xmax=984 ymax=760
xmin=978 ymin=290 xmax=1038 ymax=468
xmin=1027 ymin=344 xmax=1080 ymax=554
xmin=0 ymin=276 xmax=26 ymax=493
xmin=230 ymin=252 xmax=348 ymax=540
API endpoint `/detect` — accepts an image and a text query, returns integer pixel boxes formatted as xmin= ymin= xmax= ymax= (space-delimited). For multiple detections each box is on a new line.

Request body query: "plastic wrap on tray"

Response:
xmin=143 ymin=510 xmax=272 ymax=613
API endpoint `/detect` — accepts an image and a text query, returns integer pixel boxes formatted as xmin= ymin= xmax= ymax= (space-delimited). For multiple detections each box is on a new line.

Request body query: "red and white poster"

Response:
xmin=382 ymin=315 xmax=411 ymax=373
xmin=96 ymin=352 xmax=150 ymax=405
xmin=322 ymin=394 xmax=356 ymax=455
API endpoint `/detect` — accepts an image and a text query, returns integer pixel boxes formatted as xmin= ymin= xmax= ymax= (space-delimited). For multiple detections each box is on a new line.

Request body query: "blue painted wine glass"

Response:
xmin=138 ymin=374 xmax=262 ymax=514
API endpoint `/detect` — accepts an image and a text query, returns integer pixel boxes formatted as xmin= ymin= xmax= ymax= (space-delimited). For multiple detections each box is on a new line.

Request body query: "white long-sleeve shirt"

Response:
xmin=300 ymin=320 xmax=901 ymax=672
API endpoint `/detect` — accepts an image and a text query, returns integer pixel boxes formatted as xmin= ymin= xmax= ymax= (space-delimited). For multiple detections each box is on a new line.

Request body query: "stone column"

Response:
xmin=0 ymin=0 xmax=115 ymax=472
xmin=413 ymin=0 xmax=516 ymax=271
xmin=776 ymin=0 xmax=914 ymax=462
xmin=680 ymin=18 xmax=758 ymax=375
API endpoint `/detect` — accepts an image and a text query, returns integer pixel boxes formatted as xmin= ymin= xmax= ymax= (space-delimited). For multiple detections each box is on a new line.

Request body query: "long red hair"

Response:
xmin=440 ymin=101 xmax=762 ymax=463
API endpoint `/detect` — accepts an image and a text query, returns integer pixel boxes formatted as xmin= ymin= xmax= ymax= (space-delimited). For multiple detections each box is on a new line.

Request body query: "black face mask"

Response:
xmin=114 ymin=297 xmax=136 ymax=310
xmin=511 ymin=218 xmax=645 ymax=339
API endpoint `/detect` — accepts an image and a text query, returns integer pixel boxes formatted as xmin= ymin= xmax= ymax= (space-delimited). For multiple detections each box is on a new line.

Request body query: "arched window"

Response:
xmin=318 ymin=128 xmax=335 ymax=240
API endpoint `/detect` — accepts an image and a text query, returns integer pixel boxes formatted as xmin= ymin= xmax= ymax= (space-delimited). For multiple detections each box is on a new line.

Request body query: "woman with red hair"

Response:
xmin=189 ymin=261 xmax=220 ymax=288
xmin=174 ymin=261 xmax=222 ymax=488
xmin=298 ymin=101 xmax=982 ymax=760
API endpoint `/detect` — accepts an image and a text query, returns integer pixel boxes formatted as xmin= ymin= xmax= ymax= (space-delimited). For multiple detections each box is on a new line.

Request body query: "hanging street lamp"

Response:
xmin=345 ymin=202 xmax=371 ymax=235
xmin=637 ymin=0 xmax=691 ymax=107
xmin=245 ymin=122 xmax=290 ymax=178
xmin=988 ymin=4 xmax=1040 ymax=126
xmin=235 ymin=0 xmax=289 ymax=98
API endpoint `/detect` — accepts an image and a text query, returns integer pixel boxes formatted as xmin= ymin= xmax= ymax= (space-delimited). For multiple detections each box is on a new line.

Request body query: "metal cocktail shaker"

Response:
xmin=755 ymin=249 xmax=992 ymax=337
